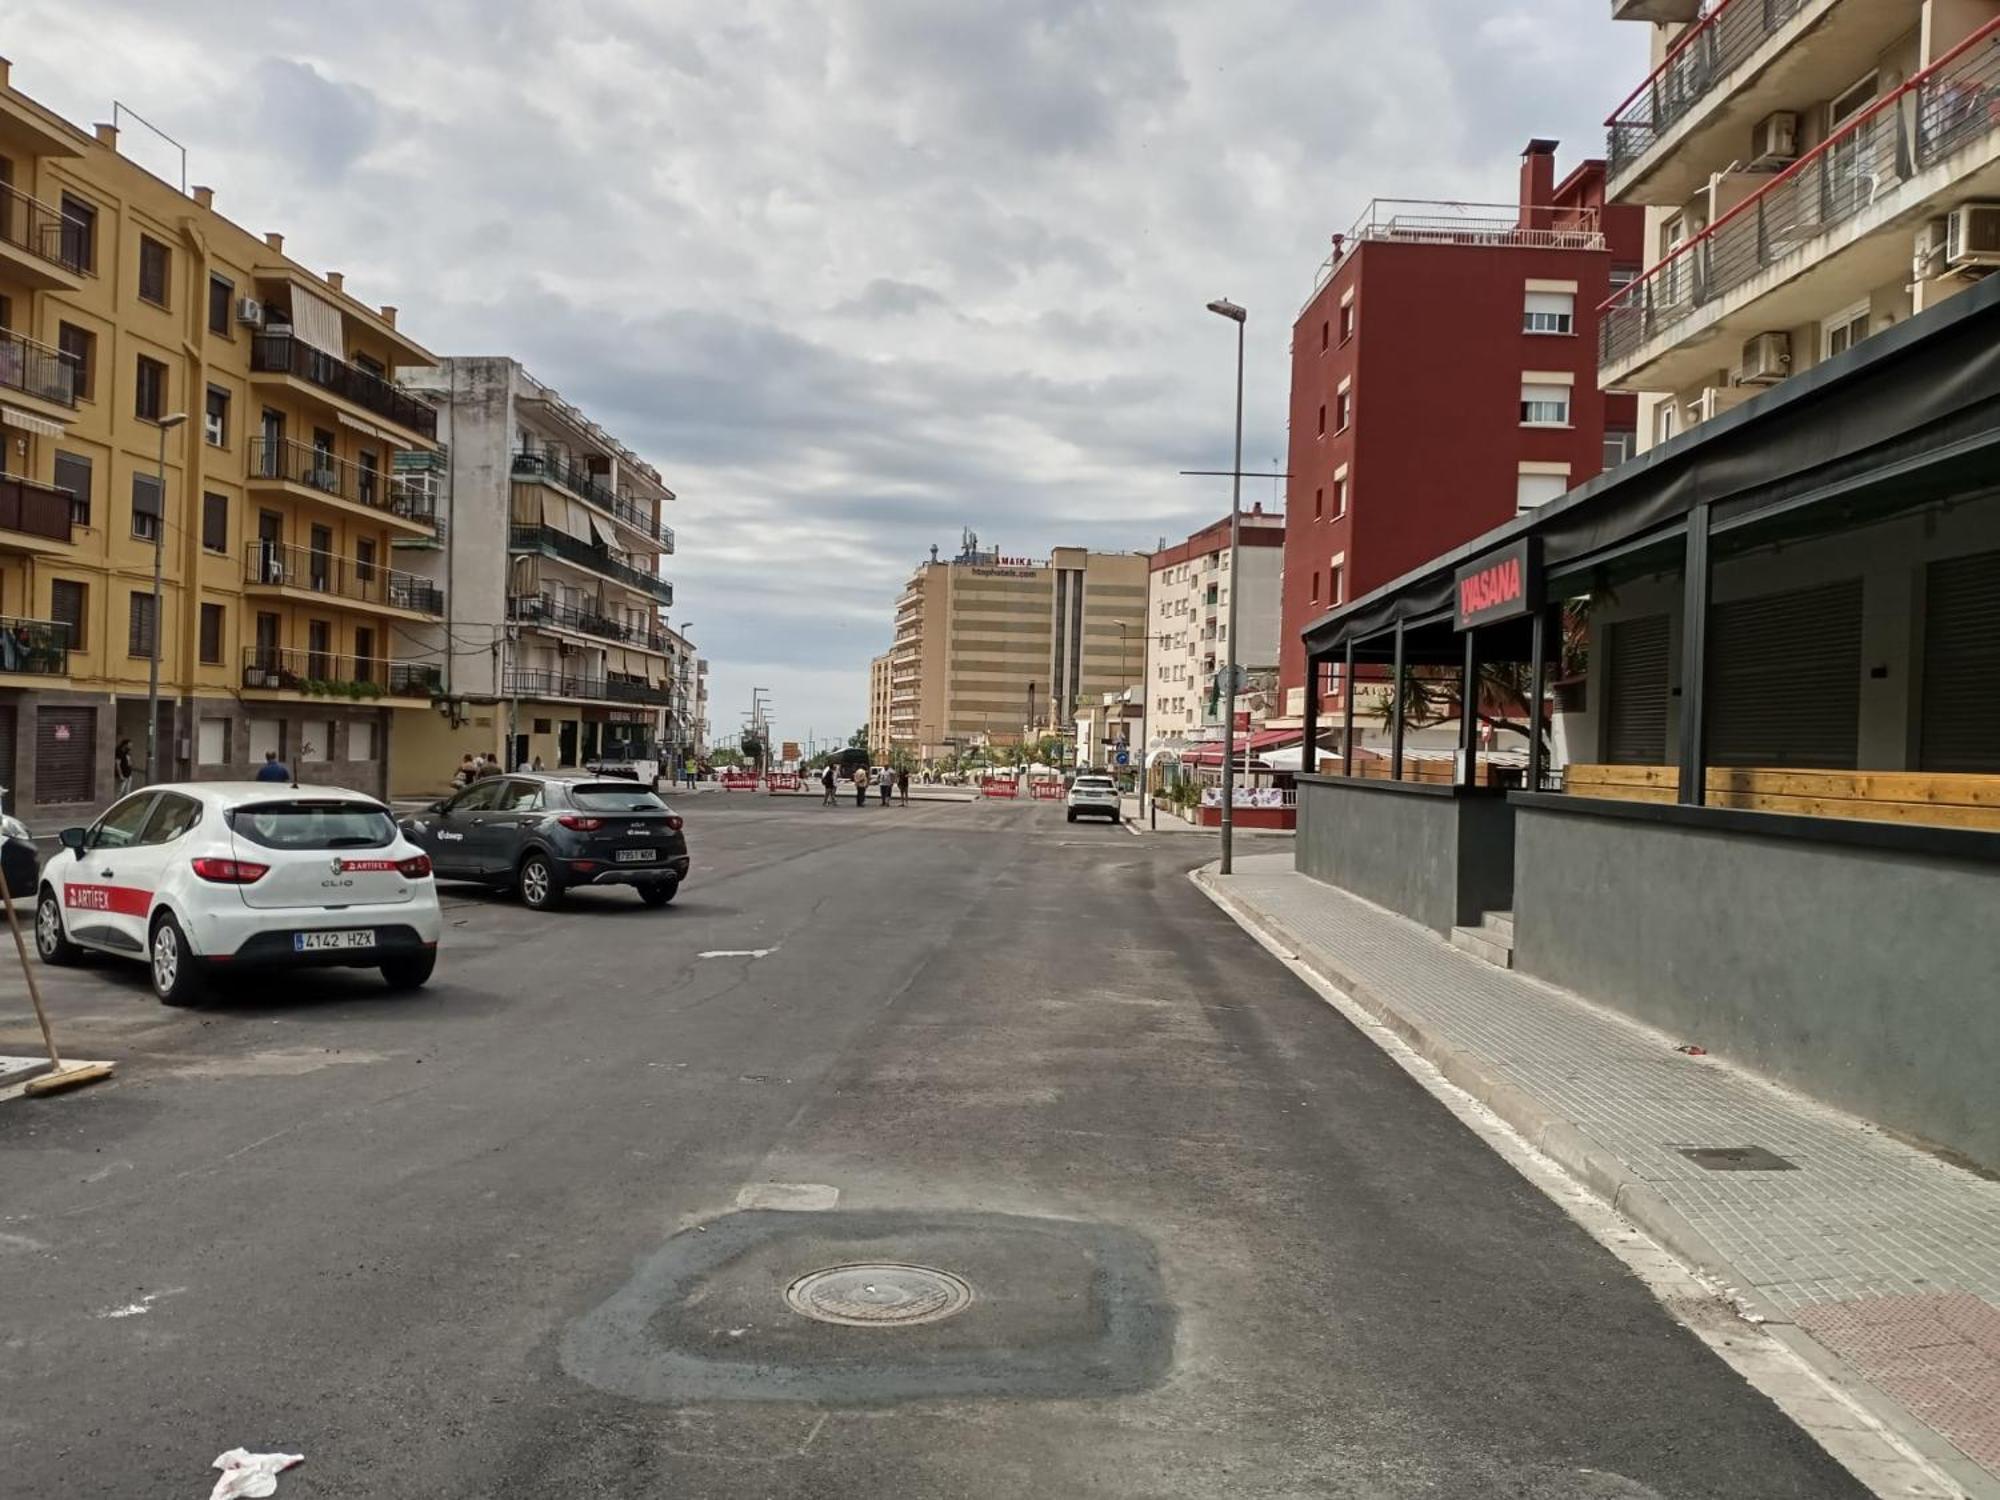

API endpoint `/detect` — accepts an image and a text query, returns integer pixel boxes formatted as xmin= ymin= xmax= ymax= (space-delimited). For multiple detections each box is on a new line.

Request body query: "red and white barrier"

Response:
xmin=979 ymin=776 xmax=1020 ymax=799
xmin=765 ymin=772 xmax=803 ymax=793
xmin=720 ymin=772 xmax=760 ymax=792
xmin=1028 ymin=778 xmax=1065 ymax=800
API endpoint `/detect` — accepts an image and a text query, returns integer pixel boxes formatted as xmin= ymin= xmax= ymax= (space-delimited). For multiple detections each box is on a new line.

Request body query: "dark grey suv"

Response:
xmin=400 ymin=775 xmax=690 ymax=910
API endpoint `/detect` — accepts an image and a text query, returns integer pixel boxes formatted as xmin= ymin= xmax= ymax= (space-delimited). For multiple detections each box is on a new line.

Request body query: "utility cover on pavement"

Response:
xmin=1676 ymin=1145 xmax=1799 ymax=1172
xmin=785 ymin=1263 xmax=973 ymax=1326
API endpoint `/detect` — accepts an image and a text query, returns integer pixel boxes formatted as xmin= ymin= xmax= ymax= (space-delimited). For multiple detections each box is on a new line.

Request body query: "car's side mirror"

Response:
xmin=425 ymin=800 xmax=446 ymax=814
xmin=58 ymin=826 xmax=87 ymax=855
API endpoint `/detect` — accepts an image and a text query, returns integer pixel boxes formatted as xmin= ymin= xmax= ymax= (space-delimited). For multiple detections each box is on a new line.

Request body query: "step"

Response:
xmin=1450 ymin=925 xmax=1515 ymax=969
xmin=1482 ymin=911 xmax=1515 ymax=944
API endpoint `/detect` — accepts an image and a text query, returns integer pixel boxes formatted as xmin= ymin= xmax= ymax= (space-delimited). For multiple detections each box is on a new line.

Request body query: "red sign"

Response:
xmin=1454 ymin=538 xmax=1541 ymax=629
xmin=65 ymin=883 xmax=150 ymax=915
xmin=54 ymin=725 xmax=70 ymax=742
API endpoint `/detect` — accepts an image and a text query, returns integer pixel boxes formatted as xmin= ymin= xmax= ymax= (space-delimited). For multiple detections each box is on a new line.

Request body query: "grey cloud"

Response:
xmin=252 ymin=58 xmax=380 ymax=179
xmin=832 ymin=278 xmax=953 ymax=318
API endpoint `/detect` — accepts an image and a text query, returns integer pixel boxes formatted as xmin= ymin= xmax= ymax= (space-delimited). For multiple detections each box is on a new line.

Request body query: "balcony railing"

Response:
xmin=505 ymin=593 xmax=671 ymax=653
xmin=511 ymin=450 xmax=676 ymax=552
xmin=1310 ymin=200 xmax=1604 ymax=300
xmin=0 ymin=326 xmax=79 ymax=409
xmin=242 ymin=646 xmax=440 ymax=699
xmin=244 ymin=540 xmax=445 ymax=616
xmin=250 ymin=333 xmax=438 ymax=440
xmin=1602 ymin=17 xmax=2000 ymax=370
xmin=501 ymin=668 xmax=675 ymax=706
xmin=1606 ymin=0 xmax=1809 ymax=181
xmin=250 ymin=438 xmax=435 ymax=527
xmin=0 ymin=473 xmax=76 ymax=545
xmin=507 ymin=523 xmax=673 ymax=605
xmin=0 ymin=182 xmax=88 ymax=276
xmin=0 ymin=615 xmax=70 ymax=676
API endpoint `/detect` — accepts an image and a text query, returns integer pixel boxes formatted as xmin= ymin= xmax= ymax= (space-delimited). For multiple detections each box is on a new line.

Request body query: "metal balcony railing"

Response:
xmin=0 ymin=615 xmax=70 ymax=676
xmin=250 ymin=333 xmax=438 ymax=439
xmin=244 ymin=540 xmax=445 ymax=615
xmin=501 ymin=668 xmax=675 ymax=705
xmin=505 ymin=593 xmax=671 ymax=653
xmin=511 ymin=450 xmax=676 ymax=552
xmin=1601 ymin=18 xmax=2000 ymax=370
xmin=250 ymin=438 xmax=433 ymax=526
xmin=0 ymin=182 xmax=89 ymax=276
xmin=0 ymin=326 xmax=79 ymax=408
xmin=242 ymin=646 xmax=441 ymax=698
xmin=0 ymin=473 xmax=76 ymax=544
xmin=1310 ymin=200 xmax=1604 ymax=300
xmin=507 ymin=523 xmax=673 ymax=604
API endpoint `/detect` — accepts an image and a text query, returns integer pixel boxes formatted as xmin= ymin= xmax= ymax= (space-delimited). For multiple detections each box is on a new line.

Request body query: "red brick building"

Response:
xmin=1279 ymin=140 xmax=1644 ymax=712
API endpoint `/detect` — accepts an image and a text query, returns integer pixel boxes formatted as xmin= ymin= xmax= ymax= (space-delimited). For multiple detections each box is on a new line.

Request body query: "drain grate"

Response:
xmin=1677 ymin=1145 xmax=1798 ymax=1172
xmin=785 ymin=1263 xmax=973 ymax=1327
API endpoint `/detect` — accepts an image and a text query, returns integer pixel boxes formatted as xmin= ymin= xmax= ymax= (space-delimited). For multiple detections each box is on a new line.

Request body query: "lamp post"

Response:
xmin=147 ymin=412 xmax=188 ymax=784
xmin=1205 ymin=298 xmax=1246 ymax=875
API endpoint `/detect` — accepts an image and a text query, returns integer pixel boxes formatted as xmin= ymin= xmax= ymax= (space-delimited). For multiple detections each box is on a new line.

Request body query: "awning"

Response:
xmin=1 ymin=405 xmax=65 ymax=438
xmin=585 ymin=509 xmax=614 ymax=549
xmin=291 ymin=282 xmax=346 ymax=358
xmin=558 ymin=495 xmax=595 ymax=543
xmin=1180 ymin=728 xmax=1301 ymax=767
xmin=337 ymin=411 xmax=383 ymax=441
xmin=604 ymin=647 xmax=631 ymax=675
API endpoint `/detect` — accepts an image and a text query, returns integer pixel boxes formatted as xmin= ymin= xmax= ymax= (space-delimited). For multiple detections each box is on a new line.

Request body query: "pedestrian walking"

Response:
xmin=821 ymin=763 xmax=837 ymax=806
xmin=878 ymin=765 xmax=893 ymax=807
xmin=852 ymin=766 xmax=868 ymax=808
xmin=897 ymin=767 xmax=910 ymax=806
xmin=254 ymin=749 xmax=291 ymax=783
xmin=114 ymin=737 xmax=134 ymax=796
xmin=452 ymin=753 xmax=475 ymax=789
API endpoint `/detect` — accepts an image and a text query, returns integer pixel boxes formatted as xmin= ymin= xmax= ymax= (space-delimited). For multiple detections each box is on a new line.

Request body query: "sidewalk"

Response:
xmin=1199 ymin=852 xmax=2000 ymax=1498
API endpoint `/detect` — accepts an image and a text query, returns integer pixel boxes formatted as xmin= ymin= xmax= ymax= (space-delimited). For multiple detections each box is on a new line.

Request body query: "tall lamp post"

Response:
xmin=1205 ymin=298 xmax=1246 ymax=875
xmin=147 ymin=412 xmax=188 ymax=784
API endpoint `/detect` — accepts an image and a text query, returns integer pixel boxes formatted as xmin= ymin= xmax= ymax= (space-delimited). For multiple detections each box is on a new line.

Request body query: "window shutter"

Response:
xmin=1706 ymin=579 xmax=1862 ymax=769
xmin=128 ymin=593 xmax=157 ymax=657
xmin=1604 ymin=615 xmax=1670 ymax=764
xmin=1919 ymin=549 xmax=2000 ymax=772
xmin=53 ymin=451 xmax=91 ymax=525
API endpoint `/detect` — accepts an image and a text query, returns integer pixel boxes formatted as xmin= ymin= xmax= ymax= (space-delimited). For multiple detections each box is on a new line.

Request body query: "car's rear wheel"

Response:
xmin=518 ymin=852 xmax=562 ymax=910
xmin=638 ymin=883 xmax=677 ymax=908
xmin=34 ymin=888 xmax=78 ymax=965
xmin=150 ymin=912 xmax=205 ymax=1007
xmin=382 ymin=950 xmax=437 ymax=990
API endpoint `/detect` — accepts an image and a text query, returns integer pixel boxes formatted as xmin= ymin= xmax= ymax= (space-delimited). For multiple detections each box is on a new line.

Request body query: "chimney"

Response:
xmin=379 ymin=305 xmax=397 ymax=327
xmin=94 ymin=122 xmax=118 ymax=149
xmin=264 ymin=231 xmax=284 ymax=252
xmin=191 ymin=185 xmax=214 ymax=210
xmin=325 ymin=271 xmax=344 ymax=293
xmin=1521 ymin=139 xmax=1558 ymax=230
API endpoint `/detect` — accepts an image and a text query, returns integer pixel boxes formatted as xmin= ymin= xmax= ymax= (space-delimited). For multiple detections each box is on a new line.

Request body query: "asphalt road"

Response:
xmin=0 ymin=796 xmax=1864 ymax=1498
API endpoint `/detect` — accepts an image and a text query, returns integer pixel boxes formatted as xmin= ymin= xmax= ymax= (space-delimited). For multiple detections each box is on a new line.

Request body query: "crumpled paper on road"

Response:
xmin=208 ymin=1448 xmax=303 ymax=1499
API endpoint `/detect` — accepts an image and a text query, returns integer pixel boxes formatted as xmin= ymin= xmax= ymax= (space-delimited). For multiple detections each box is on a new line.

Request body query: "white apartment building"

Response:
xmin=1603 ymin=0 xmax=2000 ymax=450
xmin=1143 ymin=506 xmax=1284 ymax=747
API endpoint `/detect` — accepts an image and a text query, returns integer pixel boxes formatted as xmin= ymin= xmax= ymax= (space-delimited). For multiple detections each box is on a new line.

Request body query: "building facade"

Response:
xmin=867 ymin=650 xmax=892 ymax=758
xmin=389 ymin=357 xmax=678 ymax=791
xmin=1143 ymin=505 xmax=1285 ymax=746
xmin=0 ymin=62 xmax=446 ymax=821
xmin=1602 ymin=1 xmax=2000 ymax=452
xmin=1280 ymin=141 xmax=1645 ymax=711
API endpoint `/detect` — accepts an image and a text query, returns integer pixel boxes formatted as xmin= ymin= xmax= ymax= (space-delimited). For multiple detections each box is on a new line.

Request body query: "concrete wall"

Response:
xmin=1296 ymin=776 xmax=1515 ymax=932
xmin=1513 ymin=799 xmax=2000 ymax=1170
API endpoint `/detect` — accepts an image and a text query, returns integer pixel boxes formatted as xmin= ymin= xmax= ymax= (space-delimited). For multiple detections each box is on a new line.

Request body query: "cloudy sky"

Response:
xmin=17 ymin=0 xmax=1643 ymax=749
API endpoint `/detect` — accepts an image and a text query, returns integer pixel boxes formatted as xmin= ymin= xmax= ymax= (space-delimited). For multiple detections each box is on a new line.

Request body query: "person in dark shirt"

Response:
xmin=254 ymin=749 xmax=291 ymax=783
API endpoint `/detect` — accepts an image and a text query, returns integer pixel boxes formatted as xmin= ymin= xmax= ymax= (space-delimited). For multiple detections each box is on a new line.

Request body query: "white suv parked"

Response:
xmin=35 ymin=783 xmax=442 ymax=1006
xmin=1066 ymin=774 xmax=1121 ymax=823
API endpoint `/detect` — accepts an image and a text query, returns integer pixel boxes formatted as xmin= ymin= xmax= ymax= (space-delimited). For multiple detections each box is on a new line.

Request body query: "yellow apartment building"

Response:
xmin=0 ymin=59 xmax=443 ymax=821
xmin=868 ymin=650 xmax=892 ymax=758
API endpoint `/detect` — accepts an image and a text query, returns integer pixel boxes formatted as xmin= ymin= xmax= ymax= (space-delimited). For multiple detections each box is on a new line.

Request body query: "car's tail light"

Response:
xmin=665 ymin=815 xmax=684 ymax=831
xmin=397 ymin=853 xmax=433 ymax=879
xmin=557 ymin=814 xmax=604 ymax=831
xmin=191 ymin=857 xmax=269 ymax=884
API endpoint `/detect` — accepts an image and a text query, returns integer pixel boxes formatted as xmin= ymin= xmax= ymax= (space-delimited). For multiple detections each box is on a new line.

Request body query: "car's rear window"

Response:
xmin=568 ymin=784 xmax=670 ymax=813
xmin=229 ymin=800 xmax=398 ymax=850
xmin=1074 ymin=778 xmax=1116 ymax=789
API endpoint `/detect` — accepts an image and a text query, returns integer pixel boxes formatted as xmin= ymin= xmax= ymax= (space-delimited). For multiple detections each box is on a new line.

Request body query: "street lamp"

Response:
xmin=1206 ymin=298 xmax=1246 ymax=875
xmin=147 ymin=412 xmax=188 ymax=784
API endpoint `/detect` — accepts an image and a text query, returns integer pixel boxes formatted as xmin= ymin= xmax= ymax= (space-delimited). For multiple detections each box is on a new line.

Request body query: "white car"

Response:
xmin=34 ymin=782 xmax=442 ymax=1006
xmin=1066 ymin=774 xmax=1122 ymax=823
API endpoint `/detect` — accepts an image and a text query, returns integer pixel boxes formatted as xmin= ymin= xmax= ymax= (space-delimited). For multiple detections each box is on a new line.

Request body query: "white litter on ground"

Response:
xmin=697 ymin=948 xmax=775 ymax=959
xmin=207 ymin=1448 xmax=303 ymax=1499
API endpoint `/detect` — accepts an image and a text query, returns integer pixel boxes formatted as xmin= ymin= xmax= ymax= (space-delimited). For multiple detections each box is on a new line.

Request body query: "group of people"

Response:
xmin=821 ymin=762 xmax=909 ymax=808
xmin=452 ymin=752 xmax=548 ymax=789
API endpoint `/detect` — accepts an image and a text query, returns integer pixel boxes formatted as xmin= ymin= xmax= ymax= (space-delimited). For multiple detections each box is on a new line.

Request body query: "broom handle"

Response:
xmin=0 ymin=861 xmax=61 ymax=1069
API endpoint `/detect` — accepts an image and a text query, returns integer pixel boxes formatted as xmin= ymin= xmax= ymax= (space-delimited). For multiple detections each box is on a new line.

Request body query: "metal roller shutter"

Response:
xmin=34 ymin=705 xmax=95 ymax=804
xmin=1707 ymin=578 xmax=1861 ymax=769
xmin=1919 ymin=549 xmax=2000 ymax=772
xmin=0 ymin=704 xmax=16 ymax=812
xmin=1604 ymin=615 xmax=1670 ymax=764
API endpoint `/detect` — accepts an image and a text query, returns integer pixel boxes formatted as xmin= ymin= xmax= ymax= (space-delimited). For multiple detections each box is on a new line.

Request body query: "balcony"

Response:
xmin=249 ymin=333 xmax=438 ymax=442
xmin=244 ymin=540 xmax=445 ymax=617
xmin=248 ymin=438 xmax=436 ymax=536
xmin=511 ymin=450 xmax=676 ymax=552
xmin=0 ymin=615 xmax=70 ymax=677
xmin=507 ymin=523 xmax=673 ymax=605
xmin=0 ymin=326 xmax=78 ymax=410
xmin=0 ymin=472 xmax=74 ymax=549
xmin=501 ymin=668 xmax=675 ymax=706
xmin=1602 ymin=19 xmax=2000 ymax=390
xmin=0 ymin=182 xmax=86 ymax=290
xmin=506 ymin=593 xmax=671 ymax=654
xmin=241 ymin=646 xmax=440 ymax=701
xmin=1309 ymin=201 xmax=1603 ymax=304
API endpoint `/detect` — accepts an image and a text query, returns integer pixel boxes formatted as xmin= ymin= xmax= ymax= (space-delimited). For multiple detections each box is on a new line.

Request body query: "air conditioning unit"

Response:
xmin=1914 ymin=217 xmax=1952 ymax=280
xmin=1749 ymin=111 xmax=1800 ymax=168
xmin=234 ymin=296 xmax=264 ymax=327
xmin=1739 ymin=330 xmax=1792 ymax=385
xmin=1946 ymin=203 xmax=2000 ymax=268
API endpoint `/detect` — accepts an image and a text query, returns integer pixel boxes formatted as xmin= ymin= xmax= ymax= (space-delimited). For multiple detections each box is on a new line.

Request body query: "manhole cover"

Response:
xmin=784 ymin=1263 xmax=973 ymax=1327
xmin=1677 ymin=1145 xmax=1798 ymax=1172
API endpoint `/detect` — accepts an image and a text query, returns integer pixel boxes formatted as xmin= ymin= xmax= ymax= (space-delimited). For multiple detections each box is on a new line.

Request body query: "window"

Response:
xmin=208 ymin=274 xmax=233 ymax=336
xmin=1610 ymin=264 xmax=1640 ymax=292
xmin=348 ymin=720 xmax=379 ymax=761
xmin=354 ymin=352 xmax=385 ymax=379
xmin=199 ymin=602 xmax=224 ymax=664
xmin=1823 ymin=301 xmax=1871 ymax=360
xmin=1332 ymin=471 xmax=1348 ymax=517
xmin=135 ymin=355 xmax=167 ymax=421
xmin=1517 ymin=471 xmax=1570 ymax=512
xmin=141 ymin=793 xmax=202 ymax=845
xmin=197 ymin=717 xmax=230 ymax=765
xmin=307 ymin=618 xmax=331 ymax=678
xmin=1603 ymin=429 xmax=1636 ymax=470
xmin=1313 ymin=487 xmax=1323 ymax=519
xmin=205 ymin=385 xmax=229 ymax=446
xmin=1316 ymin=403 xmax=1326 ymax=436
xmin=138 ymin=235 xmax=170 ymax=306
xmin=1335 ymin=387 xmax=1352 ymax=430
xmin=128 ymin=592 xmax=157 ymax=657
xmin=1524 ymin=290 xmax=1575 ymax=335
xmin=202 ymin=491 xmax=229 ymax=552
xmin=309 ymin=525 xmax=332 ymax=591
xmin=0 ymin=291 xmax=9 ymax=330
xmin=353 ymin=626 xmax=375 ymax=678
xmin=91 ymin=792 xmax=158 ymax=851
xmin=58 ymin=322 xmax=94 ymax=400
xmin=1329 ymin=564 xmax=1344 ymax=605
xmin=358 ymin=450 xmax=379 ymax=508
xmin=1339 ymin=301 xmax=1355 ymax=342
xmin=53 ymin=451 xmax=92 ymax=527
xmin=301 ymin=720 xmax=334 ymax=763
xmin=1310 ymin=570 xmax=1320 ymax=603
xmin=131 ymin=473 xmax=163 ymax=541
xmin=356 ymin=538 xmax=377 ymax=585
xmin=1520 ymin=381 xmax=1571 ymax=426
xmin=59 ymin=193 xmax=95 ymax=272
xmin=49 ymin=579 xmax=86 ymax=649
xmin=1654 ymin=399 xmax=1680 ymax=448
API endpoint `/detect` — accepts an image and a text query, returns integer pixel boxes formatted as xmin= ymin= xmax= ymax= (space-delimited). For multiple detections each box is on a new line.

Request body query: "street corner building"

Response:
xmin=0 ymin=61 xmax=446 ymax=819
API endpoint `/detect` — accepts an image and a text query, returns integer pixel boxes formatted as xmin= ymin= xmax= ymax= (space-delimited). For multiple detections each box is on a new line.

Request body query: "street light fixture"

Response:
xmin=1206 ymin=299 xmax=1245 ymax=875
xmin=147 ymin=412 xmax=188 ymax=785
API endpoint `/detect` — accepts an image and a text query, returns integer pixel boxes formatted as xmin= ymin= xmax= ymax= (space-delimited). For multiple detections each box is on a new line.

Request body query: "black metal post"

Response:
xmin=1526 ymin=603 xmax=1550 ymax=794
xmin=1458 ymin=626 xmax=1480 ymax=789
xmin=1301 ymin=650 xmax=1319 ymax=780
xmin=1341 ymin=638 xmax=1356 ymax=775
xmin=1677 ymin=503 xmax=1711 ymax=806
xmin=1390 ymin=619 xmax=1407 ymax=781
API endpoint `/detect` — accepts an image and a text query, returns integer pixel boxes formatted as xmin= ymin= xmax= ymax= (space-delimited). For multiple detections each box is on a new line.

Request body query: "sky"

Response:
xmin=15 ymin=1 xmax=1644 ymax=752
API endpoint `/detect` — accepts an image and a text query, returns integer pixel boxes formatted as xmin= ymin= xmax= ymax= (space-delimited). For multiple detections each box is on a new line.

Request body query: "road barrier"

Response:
xmin=1028 ymin=779 xmax=1064 ymax=800
xmin=766 ymin=772 xmax=802 ymax=793
xmin=720 ymin=772 xmax=760 ymax=792
xmin=979 ymin=777 xmax=1020 ymax=800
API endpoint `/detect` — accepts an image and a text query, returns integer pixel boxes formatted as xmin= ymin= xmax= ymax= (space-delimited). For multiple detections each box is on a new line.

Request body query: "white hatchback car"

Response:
xmin=1066 ymin=773 xmax=1122 ymax=823
xmin=35 ymin=782 xmax=442 ymax=1006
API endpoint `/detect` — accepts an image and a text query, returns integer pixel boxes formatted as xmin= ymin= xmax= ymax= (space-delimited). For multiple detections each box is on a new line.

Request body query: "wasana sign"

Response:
xmin=1453 ymin=538 xmax=1541 ymax=630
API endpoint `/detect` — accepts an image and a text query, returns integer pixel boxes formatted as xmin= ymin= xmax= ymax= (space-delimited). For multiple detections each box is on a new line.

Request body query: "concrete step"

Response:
xmin=1482 ymin=911 xmax=1515 ymax=944
xmin=1450 ymin=924 xmax=1515 ymax=969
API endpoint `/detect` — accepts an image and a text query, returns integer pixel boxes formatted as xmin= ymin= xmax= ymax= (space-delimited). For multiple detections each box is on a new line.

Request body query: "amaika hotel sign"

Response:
xmin=1453 ymin=537 xmax=1541 ymax=630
